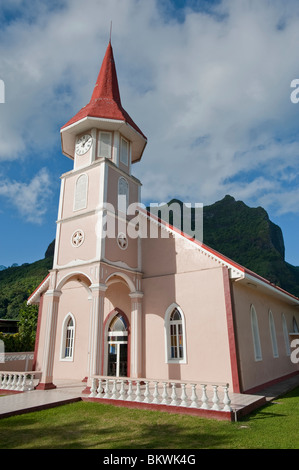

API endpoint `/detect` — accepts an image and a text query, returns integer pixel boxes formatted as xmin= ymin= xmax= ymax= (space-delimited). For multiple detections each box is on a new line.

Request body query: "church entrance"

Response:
xmin=107 ymin=312 xmax=128 ymax=377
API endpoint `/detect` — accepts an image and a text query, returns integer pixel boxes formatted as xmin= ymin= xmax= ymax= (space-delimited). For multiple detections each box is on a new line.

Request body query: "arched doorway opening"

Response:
xmin=107 ymin=311 xmax=129 ymax=377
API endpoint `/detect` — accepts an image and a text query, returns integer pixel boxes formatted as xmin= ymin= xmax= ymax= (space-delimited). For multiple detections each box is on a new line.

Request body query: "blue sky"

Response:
xmin=0 ymin=0 xmax=298 ymax=270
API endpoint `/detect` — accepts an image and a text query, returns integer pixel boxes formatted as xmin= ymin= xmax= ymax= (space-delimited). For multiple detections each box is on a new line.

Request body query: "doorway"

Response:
xmin=107 ymin=312 xmax=128 ymax=377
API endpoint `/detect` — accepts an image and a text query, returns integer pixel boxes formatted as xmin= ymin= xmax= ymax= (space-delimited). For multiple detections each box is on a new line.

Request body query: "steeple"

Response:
xmin=60 ymin=42 xmax=147 ymax=163
xmin=90 ymin=41 xmax=121 ymax=104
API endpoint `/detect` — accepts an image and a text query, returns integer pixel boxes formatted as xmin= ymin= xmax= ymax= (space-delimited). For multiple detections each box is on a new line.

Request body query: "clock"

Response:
xmin=75 ymin=134 xmax=92 ymax=155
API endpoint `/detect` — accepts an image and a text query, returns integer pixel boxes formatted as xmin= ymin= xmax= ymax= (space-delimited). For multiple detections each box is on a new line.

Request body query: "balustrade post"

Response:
xmin=20 ymin=374 xmax=27 ymax=391
xmin=222 ymin=384 xmax=232 ymax=411
xmin=89 ymin=377 xmax=97 ymax=397
xmin=126 ymin=380 xmax=133 ymax=401
xmin=103 ymin=379 xmax=110 ymax=399
xmin=7 ymin=374 xmax=13 ymax=390
xmin=190 ymin=384 xmax=199 ymax=408
xmin=111 ymin=379 xmax=118 ymax=399
xmin=152 ymin=381 xmax=160 ymax=404
xmin=170 ymin=383 xmax=178 ymax=406
xmin=96 ymin=379 xmax=104 ymax=398
xmin=180 ymin=383 xmax=188 ymax=407
xmin=135 ymin=380 xmax=141 ymax=402
xmin=143 ymin=381 xmax=150 ymax=403
xmin=161 ymin=382 xmax=169 ymax=405
xmin=119 ymin=380 xmax=126 ymax=401
xmin=27 ymin=374 xmax=34 ymax=391
xmin=15 ymin=374 xmax=22 ymax=391
xmin=212 ymin=385 xmax=221 ymax=410
xmin=10 ymin=374 xmax=17 ymax=390
xmin=200 ymin=384 xmax=209 ymax=409
xmin=3 ymin=374 xmax=8 ymax=389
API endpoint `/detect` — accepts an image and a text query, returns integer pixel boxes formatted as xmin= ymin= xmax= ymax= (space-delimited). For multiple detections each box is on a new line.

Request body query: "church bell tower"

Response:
xmin=54 ymin=41 xmax=147 ymax=272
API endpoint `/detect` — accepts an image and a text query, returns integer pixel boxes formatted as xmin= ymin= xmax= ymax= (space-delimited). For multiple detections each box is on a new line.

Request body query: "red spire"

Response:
xmin=90 ymin=41 xmax=121 ymax=104
xmin=61 ymin=42 xmax=146 ymax=140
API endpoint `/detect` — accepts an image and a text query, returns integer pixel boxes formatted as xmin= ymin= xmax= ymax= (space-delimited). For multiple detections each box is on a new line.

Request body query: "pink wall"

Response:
xmin=52 ymin=278 xmax=90 ymax=381
xmin=142 ymin=233 xmax=234 ymax=385
xmin=232 ymin=281 xmax=299 ymax=392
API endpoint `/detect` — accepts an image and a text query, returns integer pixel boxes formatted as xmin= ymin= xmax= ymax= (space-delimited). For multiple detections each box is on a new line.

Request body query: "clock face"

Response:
xmin=75 ymin=134 xmax=92 ymax=155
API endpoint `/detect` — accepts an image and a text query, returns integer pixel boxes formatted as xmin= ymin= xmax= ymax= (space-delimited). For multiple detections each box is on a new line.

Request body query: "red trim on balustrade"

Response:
xmin=82 ymin=397 xmax=234 ymax=421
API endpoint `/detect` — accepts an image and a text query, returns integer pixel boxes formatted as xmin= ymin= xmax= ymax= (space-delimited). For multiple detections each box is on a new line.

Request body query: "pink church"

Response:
xmin=27 ymin=42 xmax=299 ymax=412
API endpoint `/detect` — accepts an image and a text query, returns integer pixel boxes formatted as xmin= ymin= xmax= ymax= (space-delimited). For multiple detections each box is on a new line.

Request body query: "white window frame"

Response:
xmin=98 ymin=131 xmax=112 ymax=159
xmin=269 ymin=310 xmax=279 ymax=358
xmin=104 ymin=312 xmax=129 ymax=377
xmin=120 ymin=136 xmax=129 ymax=166
xmin=60 ymin=313 xmax=75 ymax=361
xmin=282 ymin=313 xmax=291 ymax=356
xmin=73 ymin=173 xmax=88 ymax=211
xmin=251 ymin=305 xmax=262 ymax=361
xmin=118 ymin=176 xmax=129 ymax=214
xmin=164 ymin=303 xmax=187 ymax=364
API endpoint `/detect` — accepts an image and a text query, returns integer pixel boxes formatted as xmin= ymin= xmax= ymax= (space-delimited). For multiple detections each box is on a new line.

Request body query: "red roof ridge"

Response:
xmin=27 ymin=273 xmax=50 ymax=304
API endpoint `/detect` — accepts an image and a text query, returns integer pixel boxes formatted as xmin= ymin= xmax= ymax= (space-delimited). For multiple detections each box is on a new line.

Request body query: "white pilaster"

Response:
xmin=88 ymin=283 xmax=107 ymax=382
xmin=38 ymin=289 xmax=61 ymax=389
xmin=129 ymin=291 xmax=143 ymax=378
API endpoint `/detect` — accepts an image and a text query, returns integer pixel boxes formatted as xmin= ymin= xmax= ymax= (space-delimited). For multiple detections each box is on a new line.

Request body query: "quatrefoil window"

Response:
xmin=117 ymin=232 xmax=128 ymax=250
xmin=71 ymin=230 xmax=85 ymax=248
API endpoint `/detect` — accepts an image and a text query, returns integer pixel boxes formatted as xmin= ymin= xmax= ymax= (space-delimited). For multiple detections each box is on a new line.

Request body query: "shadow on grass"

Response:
xmin=239 ymin=401 xmax=287 ymax=423
xmin=0 ymin=403 xmax=232 ymax=450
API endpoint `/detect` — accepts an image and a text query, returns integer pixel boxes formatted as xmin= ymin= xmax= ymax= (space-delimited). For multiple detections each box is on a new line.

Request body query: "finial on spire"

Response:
xmin=109 ymin=21 xmax=112 ymax=43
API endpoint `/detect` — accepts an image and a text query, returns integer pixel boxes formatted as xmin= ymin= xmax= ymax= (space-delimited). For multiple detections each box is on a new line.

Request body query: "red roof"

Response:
xmin=61 ymin=42 xmax=146 ymax=140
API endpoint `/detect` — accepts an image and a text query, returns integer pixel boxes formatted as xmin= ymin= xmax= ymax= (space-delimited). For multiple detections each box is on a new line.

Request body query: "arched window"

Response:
xmin=118 ymin=177 xmax=129 ymax=214
xmin=282 ymin=314 xmax=291 ymax=356
xmin=269 ymin=311 xmax=278 ymax=358
xmin=164 ymin=304 xmax=186 ymax=363
xmin=61 ymin=314 xmax=75 ymax=360
xmin=251 ymin=305 xmax=262 ymax=361
xmin=74 ymin=174 xmax=88 ymax=211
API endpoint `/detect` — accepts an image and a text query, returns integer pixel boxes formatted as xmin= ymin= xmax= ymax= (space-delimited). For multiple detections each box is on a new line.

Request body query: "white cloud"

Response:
xmin=0 ymin=168 xmax=52 ymax=223
xmin=0 ymin=0 xmax=299 ymax=219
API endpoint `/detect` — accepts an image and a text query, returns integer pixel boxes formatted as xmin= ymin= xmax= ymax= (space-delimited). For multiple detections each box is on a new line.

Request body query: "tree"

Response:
xmin=17 ymin=298 xmax=39 ymax=351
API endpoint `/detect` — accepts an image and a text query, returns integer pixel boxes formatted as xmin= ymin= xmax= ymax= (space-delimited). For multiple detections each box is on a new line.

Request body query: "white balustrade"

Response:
xmin=212 ymin=385 xmax=221 ymax=411
xmin=0 ymin=371 xmax=39 ymax=392
xmin=152 ymin=381 xmax=160 ymax=404
xmin=190 ymin=384 xmax=199 ymax=408
xmin=88 ymin=376 xmax=232 ymax=413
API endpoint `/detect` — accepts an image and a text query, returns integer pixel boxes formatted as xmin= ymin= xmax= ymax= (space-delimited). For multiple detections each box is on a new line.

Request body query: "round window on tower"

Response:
xmin=117 ymin=232 xmax=128 ymax=250
xmin=71 ymin=229 xmax=85 ymax=248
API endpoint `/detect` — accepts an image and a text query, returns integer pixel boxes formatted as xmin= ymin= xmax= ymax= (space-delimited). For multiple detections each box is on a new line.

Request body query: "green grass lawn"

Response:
xmin=0 ymin=387 xmax=299 ymax=449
